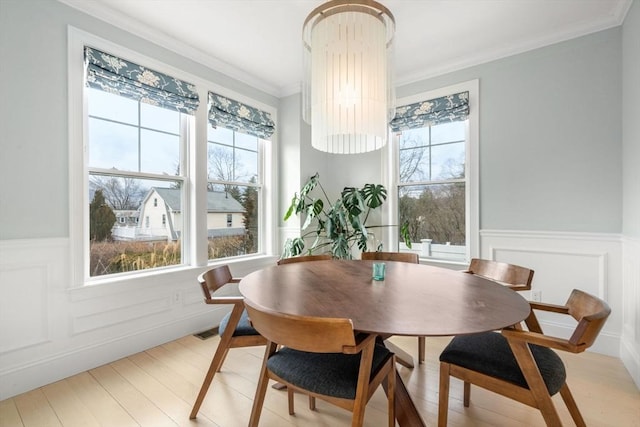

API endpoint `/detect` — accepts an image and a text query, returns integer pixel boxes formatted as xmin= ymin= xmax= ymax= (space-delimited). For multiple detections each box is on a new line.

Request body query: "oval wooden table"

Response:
xmin=239 ymin=259 xmax=531 ymax=426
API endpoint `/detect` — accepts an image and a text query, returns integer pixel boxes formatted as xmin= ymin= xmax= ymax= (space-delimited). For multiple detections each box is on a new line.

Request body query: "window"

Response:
xmin=86 ymin=86 xmax=188 ymax=276
xmin=388 ymin=81 xmax=478 ymax=263
xmin=206 ymin=125 xmax=262 ymax=259
xmin=204 ymin=91 xmax=274 ymax=261
xmin=69 ymin=31 xmax=276 ymax=285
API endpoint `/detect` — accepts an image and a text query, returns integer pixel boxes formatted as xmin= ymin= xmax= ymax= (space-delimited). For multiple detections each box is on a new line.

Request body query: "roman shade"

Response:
xmin=208 ymin=92 xmax=275 ymax=139
xmin=390 ymin=91 xmax=469 ymax=132
xmin=84 ymin=46 xmax=199 ymax=115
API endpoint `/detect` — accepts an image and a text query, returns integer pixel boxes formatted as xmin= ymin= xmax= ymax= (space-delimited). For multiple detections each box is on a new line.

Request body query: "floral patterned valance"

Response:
xmin=84 ymin=46 xmax=199 ymax=115
xmin=208 ymin=92 xmax=275 ymax=139
xmin=390 ymin=91 xmax=469 ymax=132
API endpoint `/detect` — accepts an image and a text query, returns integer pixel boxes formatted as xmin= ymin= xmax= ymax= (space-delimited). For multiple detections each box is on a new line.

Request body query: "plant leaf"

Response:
xmin=400 ymin=221 xmax=412 ymax=248
xmin=299 ymin=172 xmax=319 ymax=199
xmin=362 ymin=183 xmax=387 ymax=209
xmin=341 ymin=187 xmax=365 ymax=217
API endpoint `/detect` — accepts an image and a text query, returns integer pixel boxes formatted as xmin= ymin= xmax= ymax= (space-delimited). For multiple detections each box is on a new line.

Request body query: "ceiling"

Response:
xmin=60 ymin=0 xmax=631 ymax=98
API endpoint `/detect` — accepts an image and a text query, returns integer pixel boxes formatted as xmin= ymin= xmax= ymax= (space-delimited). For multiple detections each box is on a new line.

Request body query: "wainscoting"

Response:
xmin=0 ymin=231 xmax=637 ymax=400
xmin=0 ymin=238 xmax=276 ymax=400
xmin=621 ymin=236 xmax=640 ymax=388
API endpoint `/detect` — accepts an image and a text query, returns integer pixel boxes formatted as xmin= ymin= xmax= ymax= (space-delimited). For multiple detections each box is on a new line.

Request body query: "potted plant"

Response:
xmin=282 ymin=173 xmax=412 ymax=259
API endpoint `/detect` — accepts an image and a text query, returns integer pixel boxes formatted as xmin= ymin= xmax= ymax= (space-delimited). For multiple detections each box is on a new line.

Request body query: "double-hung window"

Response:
xmin=388 ymin=81 xmax=478 ymax=263
xmin=84 ymin=46 xmax=197 ymax=277
xmin=69 ymin=30 xmax=276 ymax=285
xmin=206 ymin=92 xmax=274 ymax=260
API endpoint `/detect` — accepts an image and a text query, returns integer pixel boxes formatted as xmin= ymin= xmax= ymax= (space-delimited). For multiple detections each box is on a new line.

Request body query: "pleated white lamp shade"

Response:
xmin=303 ymin=1 xmax=395 ymax=154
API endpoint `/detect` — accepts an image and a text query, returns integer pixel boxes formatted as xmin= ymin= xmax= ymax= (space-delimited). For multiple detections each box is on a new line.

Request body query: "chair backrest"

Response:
xmin=197 ymin=265 xmax=234 ymax=299
xmin=277 ymin=254 xmax=332 ymax=265
xmin=361 ymin=251 xmax=419 ymax=263
xmin=466 ymin=258 xmax=534 ymax=290
xmin=244 ymin=299 xmax=356 ymax=353
xmin=565 ymin=289 xmax=611 ymax=349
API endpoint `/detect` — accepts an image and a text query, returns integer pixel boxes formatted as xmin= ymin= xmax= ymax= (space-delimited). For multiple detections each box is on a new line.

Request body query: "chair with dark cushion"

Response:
xmin=438 ymin=289 xmax=611 ymax=426
xmin=244 ymin=298 xmax=396 ymax=427
xmin=190 ymin=265 xmax=267 ymax=419
xmin=277 ymin=253 xmax=332 ymax=265
xmin=361 ymin=251 xmax=425 ymax=364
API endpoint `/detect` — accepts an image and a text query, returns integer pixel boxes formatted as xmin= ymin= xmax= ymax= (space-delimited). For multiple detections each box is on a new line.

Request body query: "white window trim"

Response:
xmin=68 ymin=26 xmax=278 ymax=288
xmin=383 ymin=79 xmax=479 ymax=265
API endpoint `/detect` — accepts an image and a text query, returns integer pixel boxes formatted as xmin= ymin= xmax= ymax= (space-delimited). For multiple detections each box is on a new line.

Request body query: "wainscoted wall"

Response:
xmin=480 ymin=230 xmax=623 ymax=358
xmin=0 ymin=231 xmax=635 ymax=399
xmin=621 ymin=237 xmax=640 ymax=388
xmin=0 ymin=238 xmax=277 ymax=400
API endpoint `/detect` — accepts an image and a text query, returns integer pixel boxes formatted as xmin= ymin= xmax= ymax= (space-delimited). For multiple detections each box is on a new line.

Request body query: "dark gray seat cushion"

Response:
xmin=219 ymin=309 xmax=259 ymax=337
xmin=267 ymin=344 xmax=392 ymax=399
xmin=439 ymin=331 xmax=566 ymax=395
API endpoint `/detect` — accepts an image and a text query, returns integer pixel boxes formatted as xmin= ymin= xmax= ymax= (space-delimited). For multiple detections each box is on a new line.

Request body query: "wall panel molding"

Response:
xmin=621 ymin=236 xmax=640 ymax=388
xmin=480 ymin=229 xmax=622 ymax=357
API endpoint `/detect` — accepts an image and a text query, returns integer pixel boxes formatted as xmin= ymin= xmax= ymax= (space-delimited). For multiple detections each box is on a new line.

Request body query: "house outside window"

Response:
xmin=206 ymin=124 xmax=263 ymax=260
xmin=388 ymin=81 xmax=479 ymax=263
xmin=87 ymin=85 xmax=187 ymax=275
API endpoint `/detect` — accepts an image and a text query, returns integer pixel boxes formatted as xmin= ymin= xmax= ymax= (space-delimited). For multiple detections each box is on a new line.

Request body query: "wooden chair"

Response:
xmin=277 ymin=253 xmax=332 ymax=265
xmin=464 ymin=258 xmax=534 ymax=291
xmin=438 ymin=289 xmax=611 ymax=427
xmin=244 ymin=299 xmax=396 ymax=427
xmin=361 ymin=251 xmax=425 ymax=363
xmin=189 ymin=265 xmax=267 ymax=419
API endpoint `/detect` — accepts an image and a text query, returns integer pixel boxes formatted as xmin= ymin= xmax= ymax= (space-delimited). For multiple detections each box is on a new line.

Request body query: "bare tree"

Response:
xmin=90 ymin=176 xmax=145 ymax=210
xmin=399 ymin=134 xmax=428 ymax=182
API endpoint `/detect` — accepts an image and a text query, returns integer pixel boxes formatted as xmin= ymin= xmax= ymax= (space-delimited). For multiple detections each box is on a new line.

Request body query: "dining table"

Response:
xmin=239 ymin=259 xmax=531 ymax=426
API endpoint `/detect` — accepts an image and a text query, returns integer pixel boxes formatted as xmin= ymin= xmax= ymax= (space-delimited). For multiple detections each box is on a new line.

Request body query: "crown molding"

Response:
xmin=56 ymin=0 xmax=281 ymax=97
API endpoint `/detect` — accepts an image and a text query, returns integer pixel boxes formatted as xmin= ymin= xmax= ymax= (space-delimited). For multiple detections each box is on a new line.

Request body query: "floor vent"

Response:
xmin=194 ymin=327 xmax=219 ymax=340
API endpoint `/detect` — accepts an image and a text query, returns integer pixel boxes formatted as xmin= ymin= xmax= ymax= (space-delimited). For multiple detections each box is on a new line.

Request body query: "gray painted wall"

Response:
xmin=623 ymin=0 xmax=640 ymax=238
xmin=291 ymin=28 xmax=624 ymax=235
xmin=0 ymin=0 xmax=630 ymax=238
xmin=395 ymin=29 xmax=623 ymax=234
xmin=0 ymin=0 xmax=277 ymax=240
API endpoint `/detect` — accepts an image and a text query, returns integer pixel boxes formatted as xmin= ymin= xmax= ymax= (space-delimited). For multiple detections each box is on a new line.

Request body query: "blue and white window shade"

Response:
xmin=84 ymin=46 xmax=199 ymax=115
xmin=208 ymin=92 xmax=275 ymax=139
xmin=390 ymin=91 xmax=469 ymax=132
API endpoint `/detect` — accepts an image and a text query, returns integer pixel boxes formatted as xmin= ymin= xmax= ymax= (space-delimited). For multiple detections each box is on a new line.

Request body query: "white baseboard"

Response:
xmin=0 ymin=310 xmax=216 ymax=400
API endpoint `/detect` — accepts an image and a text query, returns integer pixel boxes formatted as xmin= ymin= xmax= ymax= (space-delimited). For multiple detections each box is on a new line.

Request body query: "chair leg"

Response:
xmin=508 ymin=339 xmax=563 ymax=427
xmin=190 ymin=304 xmax=245 ymax=419
xmin=463 ymin=382 xmax=471 ymax=407
xmin=559 ymin=383 xmax=586 ymax=427
xmin=418 ymin=336 xmax=425 ymax=363
xmin=387 ymin=361 xmax=396 ymax=427
xmin=438 ymin=362 xmax=451 ymax=427
xmin=308 ymin=395 xmax=316 ymax=411
xmin=287 ymin=388 xmax=295 ymax=415
xmin=249 ymin=343 xmax=277 ymax=427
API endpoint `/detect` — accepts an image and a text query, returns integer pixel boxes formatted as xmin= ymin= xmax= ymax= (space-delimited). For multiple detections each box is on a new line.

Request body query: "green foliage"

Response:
xmin=89 ymin=189 xmax=116 ymax=242
xmin=282 ymin=173 xmax=411 ymax=259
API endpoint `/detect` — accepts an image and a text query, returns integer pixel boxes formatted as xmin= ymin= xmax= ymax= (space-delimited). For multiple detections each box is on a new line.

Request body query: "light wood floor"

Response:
xmin=1 ymin=334 xmax=638 ymax=427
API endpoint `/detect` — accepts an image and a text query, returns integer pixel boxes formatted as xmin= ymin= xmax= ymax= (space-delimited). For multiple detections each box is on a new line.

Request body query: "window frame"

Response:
xmin=383 ymin=80 xmax=479 ymax=265
xmin=68 ymin=27 xmax=277 ymax=287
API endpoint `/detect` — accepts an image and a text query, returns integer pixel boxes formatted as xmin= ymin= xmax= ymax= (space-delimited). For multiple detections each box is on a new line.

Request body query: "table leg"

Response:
xmin=383 ymin=370 xmax=426 ymax=427
xmin=384 ymin=339 xmax=415 ymax=369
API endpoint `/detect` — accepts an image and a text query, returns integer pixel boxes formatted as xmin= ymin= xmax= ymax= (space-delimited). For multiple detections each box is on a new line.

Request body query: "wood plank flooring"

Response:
xmin=1 ymin=334 xmax=638 ymax=426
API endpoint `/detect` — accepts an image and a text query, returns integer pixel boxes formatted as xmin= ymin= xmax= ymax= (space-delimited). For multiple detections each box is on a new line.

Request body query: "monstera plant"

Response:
xmin=282 ymin=173 xmax=411 ymax=259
